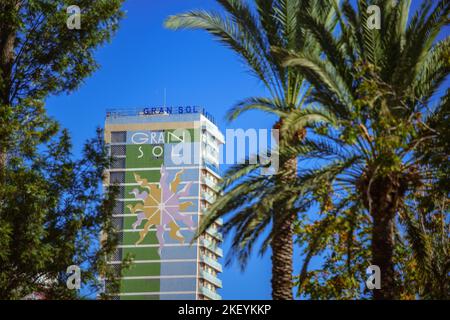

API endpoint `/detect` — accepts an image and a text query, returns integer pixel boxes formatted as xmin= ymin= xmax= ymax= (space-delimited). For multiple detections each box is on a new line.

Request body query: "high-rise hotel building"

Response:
xmin=104 ymin=106 xmax=224 ymax=300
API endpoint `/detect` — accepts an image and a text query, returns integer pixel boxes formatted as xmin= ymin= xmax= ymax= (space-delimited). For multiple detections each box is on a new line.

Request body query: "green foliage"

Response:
xmin=0 ymin=0 xmax=124 ymax=104
xmin=280 ymin=0 xmax=449 ymax=299
xmin=0 ymin=127 xmax=122 ymax=299
xmin=294 ymin=205 xmax=372 ymax=299
xmin=0 ymin=0 xmax=125 ymax=299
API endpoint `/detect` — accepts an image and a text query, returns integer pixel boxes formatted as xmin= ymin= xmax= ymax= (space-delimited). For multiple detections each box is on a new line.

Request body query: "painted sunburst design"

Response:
xmin=127 ymin=166 xmax=195 ymax=254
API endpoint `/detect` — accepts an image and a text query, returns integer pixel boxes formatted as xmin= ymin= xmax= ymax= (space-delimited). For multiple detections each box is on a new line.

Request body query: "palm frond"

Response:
xmin=283 ymin=105 xmax=339 ymax=137
xmin=282 ymin=51 xmax=353 ymax=115
xmin=298 ymin=5 xmax=353 ymax=91
xmin=394 ymin=0 xmax=450 ymax=91
xmin=226 ymin=96 xmax=288 ymax=122
xmin=165 ymin=10 xmax=277 ymax=95
xmin=413 ymin=37 xmax=450 ymax=104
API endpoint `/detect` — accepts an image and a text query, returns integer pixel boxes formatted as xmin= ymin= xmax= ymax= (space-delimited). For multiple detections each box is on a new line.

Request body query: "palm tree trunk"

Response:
xmin=271 ymin=156 xmax=297 ymax=300
xmin=367 ymin=174 xmax=402 ymax=300
xmin=371 ymin=200 xmax=397 ymax=300
xmin=271 ymin=210 xmax=295 ymax=300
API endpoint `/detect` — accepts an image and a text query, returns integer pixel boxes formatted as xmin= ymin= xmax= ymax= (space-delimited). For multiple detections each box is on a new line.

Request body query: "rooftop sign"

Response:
xmin=106 ymin=106 xmax=217 ymax=125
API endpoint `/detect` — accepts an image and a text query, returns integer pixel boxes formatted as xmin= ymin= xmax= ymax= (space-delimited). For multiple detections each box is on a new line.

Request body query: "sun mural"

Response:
xmin=127 ymin=166 xmax=196 ymax=254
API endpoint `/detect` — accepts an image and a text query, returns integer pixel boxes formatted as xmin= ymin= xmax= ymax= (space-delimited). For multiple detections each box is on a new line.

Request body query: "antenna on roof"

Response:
xmin=164 ymin=88 xmax=167 ymax=108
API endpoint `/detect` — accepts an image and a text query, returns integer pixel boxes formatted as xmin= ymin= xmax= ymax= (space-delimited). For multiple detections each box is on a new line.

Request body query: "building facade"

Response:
xmin=104 ymin=107 xmax=224 ymax=300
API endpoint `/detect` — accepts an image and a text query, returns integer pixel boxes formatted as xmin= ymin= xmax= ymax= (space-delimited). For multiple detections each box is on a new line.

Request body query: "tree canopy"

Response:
xmin=0 ymin=0 xmax=125 ymax=299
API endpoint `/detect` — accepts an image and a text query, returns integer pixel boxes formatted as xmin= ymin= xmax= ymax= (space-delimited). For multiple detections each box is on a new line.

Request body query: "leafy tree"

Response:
xmin=0 ymin=128 xmax=121 ymax=299
xmin=0 ymin=0 xmax=124 ymax=299
xmin=0 ymin=0 xmax=123 ymax=168
xmin=281 ymin=0 xmax=449 ymax=299
xmin=402 ymin=99 xmax=449 ymax=299
xmin=293 ymin=201 xmax=373 ymax=299
xmin=165 ymin=0 xmax=336 ymax=299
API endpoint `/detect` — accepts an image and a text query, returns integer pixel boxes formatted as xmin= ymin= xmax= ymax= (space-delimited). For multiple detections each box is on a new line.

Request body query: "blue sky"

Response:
xmin=46 ymin=1 xmax=448 ymax=300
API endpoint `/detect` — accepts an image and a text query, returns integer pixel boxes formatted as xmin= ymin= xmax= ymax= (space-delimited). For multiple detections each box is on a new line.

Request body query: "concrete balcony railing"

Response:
xmin=201 ymin=176 xmax=221 ymax=193
xmin=199 ymin=285 xmax=222 ymax=300
xmin=200 ymin=255 xmax=222 ymax=273
xmin=199 ymin=270 xmax=222 ymax=288
xmin=203 ymin=160 xmax=220 ymax=176
xmin=206 ymin=227 xmax=223 ymax=242
xmin=201 ymin=191 xmax=216 ymax=204
xmin=200 ymin=238 xmax=223 ymax=257
xmin=203 ymin=152 xmax=219 ymax=166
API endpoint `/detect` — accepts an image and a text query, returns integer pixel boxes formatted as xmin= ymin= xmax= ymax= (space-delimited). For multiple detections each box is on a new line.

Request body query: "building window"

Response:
xmin=110 ymin=171 xmax=125 ymax=184
xmin=111 ymin=158 xmax=126 ymax=169
xmin=111 ymin=145 xmax=126 ymax=157
xmin=112 ymin=201 xmax=124 ymax=215
xmin=111 ymin=131 xmax=126 ymax=143
xmin=117 ymin=186 xmax=125 ymax=199
xmin=111 ymin=216 xmax=123 ymax=230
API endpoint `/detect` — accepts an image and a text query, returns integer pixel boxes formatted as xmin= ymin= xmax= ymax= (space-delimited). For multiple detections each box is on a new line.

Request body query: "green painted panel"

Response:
xmin=122 ymin=246 xmax=161 ymax=261
xmin=122 ymin=215 xmax=140 ymax=229
xmin=123 ymin=230 xmax=158 ymax=246
xmin=120 ymin=295 xmax=159 ymax=300
xmin=126 ymin=144 xmax=164 ymax=169
xmin=120 ymin=279 xmax=160 ymax=293
xmin=122 ymin=263 xmax=161 ymax=277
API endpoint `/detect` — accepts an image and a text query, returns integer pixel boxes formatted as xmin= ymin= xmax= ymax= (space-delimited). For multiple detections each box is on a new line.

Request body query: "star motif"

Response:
xmin=127 ymin=166 xmax=196 ymax=255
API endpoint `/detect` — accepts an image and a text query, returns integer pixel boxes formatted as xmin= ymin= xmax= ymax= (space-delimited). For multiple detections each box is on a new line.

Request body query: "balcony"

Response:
xmin=203 ymin=150 xmax=219 ymax=166
xmin=200 ymin=238 xmax=223 ymax=257
xmin=203 ymin=160 xmax=220 ymax=176
xmin=199 ymin=270 xmax=222 ymax=288
xmin=200 ymin=255 xmax=222 ymax=273
xmin=201 ymin=176 xmax=221 ymax=193
xmin=202 ymin=134 xmax=220 ymax=149
xmin=206 ymin=227 xmax=223 ymax=242
xmin=201 ymin=191 xmax=216 ymax=204
xmin=199 ymin=285 xmax=222 ymax=300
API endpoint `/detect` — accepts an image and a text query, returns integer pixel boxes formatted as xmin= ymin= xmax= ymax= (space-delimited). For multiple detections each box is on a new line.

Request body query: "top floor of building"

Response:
xmin=105 ymin=106 xmax=224 ymax=145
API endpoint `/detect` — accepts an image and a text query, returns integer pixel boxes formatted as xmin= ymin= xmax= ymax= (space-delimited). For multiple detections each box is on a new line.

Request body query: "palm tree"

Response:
xmin=401 ymin=199 xmax=449 ymax=299
xmin=165 ymin=0 xmax=337 ymax=299
xmin=281 ymin=0 xmax=449 ymax=299
xmin=402 ymin=99 xmax=449 ymax=299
